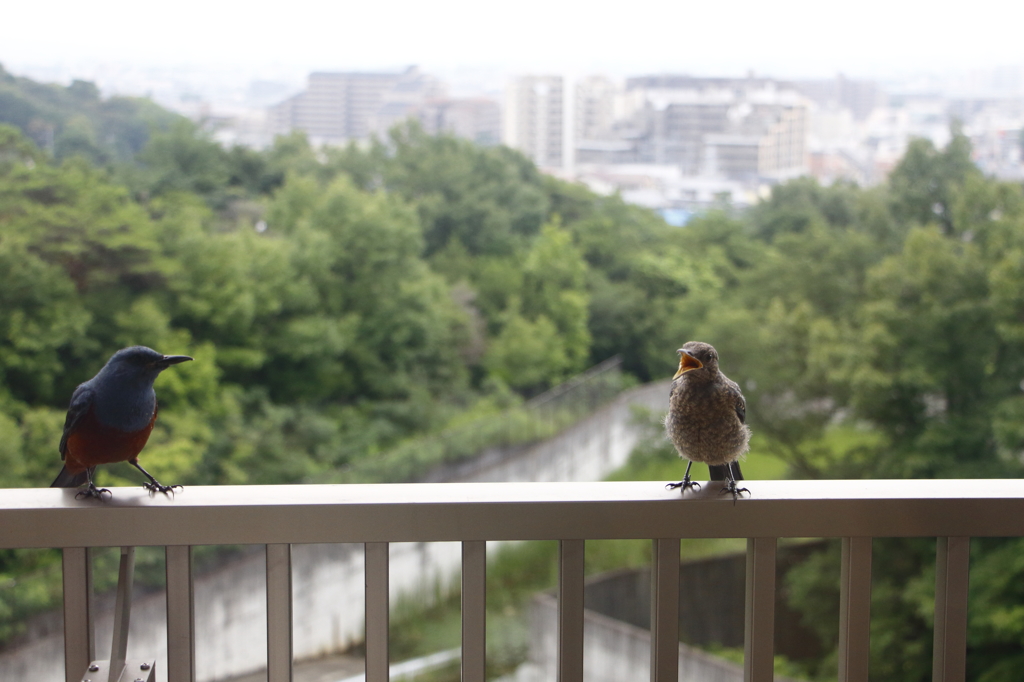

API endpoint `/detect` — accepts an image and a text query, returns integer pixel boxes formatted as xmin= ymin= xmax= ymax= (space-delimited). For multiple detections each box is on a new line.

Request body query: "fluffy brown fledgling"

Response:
xmin=665 ymin=341 xmax=750 ymax=496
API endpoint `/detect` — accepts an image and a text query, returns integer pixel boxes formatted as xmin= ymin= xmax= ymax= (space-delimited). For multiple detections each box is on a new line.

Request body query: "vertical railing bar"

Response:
xmin=108 ymin=546 xmax=136 ymax=682
xmin=62 ymin=547 xmax=94 ymax=682
xmin=462 ymin=541 xmax=487 ymax=682
xmin=650 ymin=538 xmax=680 ymax=682
xmin=743 ymin=537 xmax=777 ymax=682
xmin=557 ymin=539 xmax=585 ymax=682
xmin=365 ymin=542 xmax=390 ymax=682
xmin=165 ymin=545 xmax=196 ymax=682
xmin=838 ymin=537 xmax=872 ymax=682
xmin=933 ymin=536 xmax=970 ymax=682
xmin=266 ymin=543 xmax=293 ymax=682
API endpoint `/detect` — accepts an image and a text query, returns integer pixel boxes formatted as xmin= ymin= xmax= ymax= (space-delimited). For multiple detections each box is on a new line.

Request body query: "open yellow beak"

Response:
xmin=673 ymin=350 xmax=703 ymax=379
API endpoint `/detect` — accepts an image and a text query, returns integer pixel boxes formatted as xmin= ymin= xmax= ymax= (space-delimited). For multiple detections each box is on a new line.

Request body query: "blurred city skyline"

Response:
xmin=5 ymin=0 xmax=1024 ymax=216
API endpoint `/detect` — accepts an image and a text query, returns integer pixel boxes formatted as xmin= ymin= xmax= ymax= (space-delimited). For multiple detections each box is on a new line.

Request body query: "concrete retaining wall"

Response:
xmin=579 ymin=545 xmax=827 ymax=663
xmin=526 ymin=594 xmax=746 ymax=682
xmin=525 ymin=585 xmax=807 ymax=682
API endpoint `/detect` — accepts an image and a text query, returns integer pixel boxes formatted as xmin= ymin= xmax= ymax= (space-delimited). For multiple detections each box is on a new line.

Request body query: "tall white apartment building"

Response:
xmin=575 ymin=75 xmax=618 ymax=141
xmin=503 ymin=75 xmax=565 ymax=169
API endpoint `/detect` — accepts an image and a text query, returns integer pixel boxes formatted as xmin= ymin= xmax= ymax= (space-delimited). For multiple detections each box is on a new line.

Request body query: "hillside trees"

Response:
xmin=2 ymin=115 xmax=686 ymax=494
xmin=0 ymin=123 xmax=476 ymax=495
xmin=0 ymin=63 xmax=179 ymax=165
xmin=330 ymin=123 xmax=549 ymax=258
xmin=322 ymin=122 xmax=721 ymax=386
xmin=483 ymin=221 xmax=591 ymax=389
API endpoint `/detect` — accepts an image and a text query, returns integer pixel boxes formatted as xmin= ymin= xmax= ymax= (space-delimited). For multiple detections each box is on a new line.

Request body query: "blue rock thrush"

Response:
xmin=50 ymin=346 xmax=193 ymax=498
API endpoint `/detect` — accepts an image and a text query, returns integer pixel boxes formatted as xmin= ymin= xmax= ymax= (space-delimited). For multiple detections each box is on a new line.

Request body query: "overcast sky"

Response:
xmin=3 ymin=0 xmax=1022 ymax=82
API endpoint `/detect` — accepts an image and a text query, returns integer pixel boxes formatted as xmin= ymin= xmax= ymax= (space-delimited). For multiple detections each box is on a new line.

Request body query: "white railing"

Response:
xmin=3 ymin=478 xmax=1023 ymax=682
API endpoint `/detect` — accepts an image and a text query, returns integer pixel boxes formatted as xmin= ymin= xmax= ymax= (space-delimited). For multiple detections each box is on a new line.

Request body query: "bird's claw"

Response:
xmin=76 ymin=485 xmax=111 ymax=500
xmin=143 ymin=481 xmax=182 ymax=495
xmin=666 ymin=477 xmax=701 ymax=492
xmin=719 ymin=482 xmax=750 ymax=498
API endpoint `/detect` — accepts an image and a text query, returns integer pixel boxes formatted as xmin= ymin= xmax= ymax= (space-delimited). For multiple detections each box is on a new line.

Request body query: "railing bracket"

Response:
xmin=76 ymin=547 xmax=158 ymax=682
xmin=79 ymin=659 xmax=156 ymax=682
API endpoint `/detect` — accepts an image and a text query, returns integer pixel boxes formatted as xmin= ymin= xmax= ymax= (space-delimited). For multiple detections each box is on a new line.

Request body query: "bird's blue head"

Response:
xmin=87 ymin=347 xmax=193 ymax=430
xmin=97 ymin=346 xmax=194 ymax=388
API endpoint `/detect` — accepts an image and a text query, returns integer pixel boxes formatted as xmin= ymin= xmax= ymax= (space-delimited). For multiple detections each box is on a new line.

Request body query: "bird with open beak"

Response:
xmin=665 ymin=341 xmax=750 ymax=497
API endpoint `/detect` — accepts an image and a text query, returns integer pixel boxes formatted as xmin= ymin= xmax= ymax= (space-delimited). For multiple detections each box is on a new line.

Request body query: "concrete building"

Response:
xmin=702 ymin=106 xmax=808 ymax=180
xmin=793 ymin=74 xmax=884 ymax=121
xmin=573 ymin=163 xmax=758 ymax=219
xmin=503 ymin=75 xmax=565 ymax=169
xmin=618 ymin=77 xmax=810 ymax=179
xmin=575 ymin=75 xmax=618 ymax=142
xmin=416 ymin=98 xmax=502 ymax=146
xmin=755 ymin=104 xmax=809 ymax=178
xmin=639 ymin=92 xmax=732 ymax=172
xmin=703 ymin=134 xmax=760 ymax=178
xmin=575 ymin=139 xmax=641 ymax=165
xmin=268 ymin=67 xmax=442 ymax=145
xmin=368 ymin=68 xmax=446 ymax=136
xmin=568 ymin=76 xmax=810 ymax=214
xmin=573 ymin=76 xmax=642 ymax=165
xmin=503 ymin=72 xmax=806 ymax=179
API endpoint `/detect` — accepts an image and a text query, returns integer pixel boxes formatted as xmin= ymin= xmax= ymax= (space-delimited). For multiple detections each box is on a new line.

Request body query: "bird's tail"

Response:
xmin=51 ymin=466 xmax=91 ymax=488
xmin=708 ymin=462 xmax=743 ymax=482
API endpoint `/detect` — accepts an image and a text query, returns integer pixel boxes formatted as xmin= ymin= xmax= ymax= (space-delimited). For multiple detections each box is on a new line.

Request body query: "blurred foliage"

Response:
xmin=0 ymin=64 xmax=179 ymax=167
xmin=705 ymin=645 xmax=811 ymax=681
xmin=696 ymin=131 xmax=1024 ymax=681
xmin=1 ymin=69 xmax=1024 ymax=679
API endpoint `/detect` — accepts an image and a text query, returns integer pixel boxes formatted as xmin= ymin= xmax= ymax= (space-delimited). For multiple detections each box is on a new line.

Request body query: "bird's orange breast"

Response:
xmin=63 ymin=408 xmax=157 ymax=474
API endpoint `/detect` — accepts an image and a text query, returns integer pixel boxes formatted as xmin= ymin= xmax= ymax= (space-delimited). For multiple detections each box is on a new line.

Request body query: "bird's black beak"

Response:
xmin=154 ymin=355 xmax=193 ymax=369
xmin=673 ymin=349 xmax=703 ymax=379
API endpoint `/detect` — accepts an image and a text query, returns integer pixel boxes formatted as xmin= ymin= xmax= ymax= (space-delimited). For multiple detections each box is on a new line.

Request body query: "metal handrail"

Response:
xmin=3 ymin=478 xmax=1020 ymax=682
xmin=4 ymin=479 xmax=1023 ymax=547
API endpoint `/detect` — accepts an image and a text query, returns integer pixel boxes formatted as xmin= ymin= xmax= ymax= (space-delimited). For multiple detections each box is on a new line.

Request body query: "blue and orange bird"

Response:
xmin=51 ymin=346 xmax=193 ymax=498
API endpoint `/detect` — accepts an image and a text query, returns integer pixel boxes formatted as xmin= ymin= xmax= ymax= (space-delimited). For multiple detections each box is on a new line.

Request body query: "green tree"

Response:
xmin=765 ymin=134 xmax=1024 ymax=682
xmin=481 ymin=221 xmax=591 ymax=391
xmin=0 ymin=64 xmax=180 ymax=164
xmin=259 ymin=175 xmax=471 ymax=402
xmin=484 ymin=311 xmax=570 ymax=390
xmin=889 ymin=126 xmax=981 ymax=234
xmin=134 ymin=119 xmax=230 ymax=201
xmin=520 ymin=221 xmax=591 ymax=371
xmin=0 ymin=241 xmax=90 ymax=405
xmin=339 ymin=123 xmax=550 ymax=258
